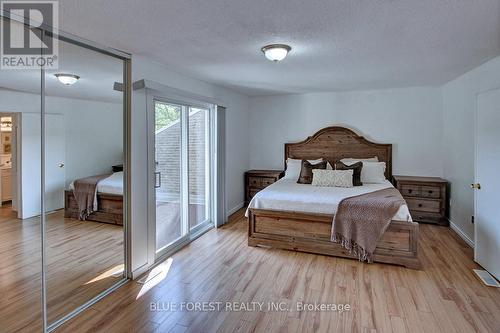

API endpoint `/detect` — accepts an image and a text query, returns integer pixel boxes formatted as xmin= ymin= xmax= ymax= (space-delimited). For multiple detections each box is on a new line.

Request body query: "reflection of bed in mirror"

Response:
xmin=64 ymin=170 xmax=123 ymax=225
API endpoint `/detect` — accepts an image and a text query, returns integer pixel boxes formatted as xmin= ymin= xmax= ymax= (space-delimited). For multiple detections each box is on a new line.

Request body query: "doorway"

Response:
xmin=0 ymin=112 xmax=65 ymax=219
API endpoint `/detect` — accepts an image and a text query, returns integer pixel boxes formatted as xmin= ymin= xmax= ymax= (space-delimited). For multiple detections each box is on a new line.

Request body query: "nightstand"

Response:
xmin=245 ymin=170 xmax=283 ymax=205
xmin=393 ymin=175 xmax=448 ymax=226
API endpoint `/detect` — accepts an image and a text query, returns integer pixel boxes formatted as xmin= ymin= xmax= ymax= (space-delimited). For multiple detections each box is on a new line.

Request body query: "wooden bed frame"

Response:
xmin=64 ymin=190 xmax=123 ymax=225
xmin=247 ymin=126 xmax=420 ymax=269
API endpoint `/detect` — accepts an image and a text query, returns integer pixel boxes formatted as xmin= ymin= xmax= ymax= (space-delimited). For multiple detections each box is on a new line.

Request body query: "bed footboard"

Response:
xmin=248 ymin=208 xmax=420 ymax=269
xmin=64 ymin=190 xmax=123 ymax=225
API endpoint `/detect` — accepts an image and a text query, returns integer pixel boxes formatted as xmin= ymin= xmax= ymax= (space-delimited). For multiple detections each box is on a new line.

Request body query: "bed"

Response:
xmin=64 ymin=172 xmax=123 ymax=225
xmin=246 ymin=126 xmax=420 ymax=269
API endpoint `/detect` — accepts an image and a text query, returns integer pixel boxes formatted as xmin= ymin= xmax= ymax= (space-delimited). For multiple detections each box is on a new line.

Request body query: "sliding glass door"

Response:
xmin=155 ymin=101 xmax=183 ymax=250
xmin=188 ymin=107 xmax=210 ymax=230
xmin=154 ymin=99 xmax=212 ymax=257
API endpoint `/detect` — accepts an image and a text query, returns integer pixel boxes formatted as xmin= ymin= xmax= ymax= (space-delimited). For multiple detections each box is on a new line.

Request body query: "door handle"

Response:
xmin=59 ymin=163 xmax=64 ymax=168
xmin=155 ymin=171 xmax=161 ymax=188
xmin=470 ymin=183 xmax=481 ymax=190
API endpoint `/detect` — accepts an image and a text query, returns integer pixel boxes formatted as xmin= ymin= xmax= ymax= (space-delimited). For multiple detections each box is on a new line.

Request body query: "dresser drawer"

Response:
xmin=410 ymin=211 xmax=443 ymax=224
xmin=420 ymin=186 xmax=440 ymax=198
xmin=400 ymin=184 xmax=420 ymax=197
xmin=260 ymin=177 xmax=276 ymax=187
xmin=406 ymin=198 xmax=441 ymax=213
xmin=248 ymin=177 xmax=262 ymax=188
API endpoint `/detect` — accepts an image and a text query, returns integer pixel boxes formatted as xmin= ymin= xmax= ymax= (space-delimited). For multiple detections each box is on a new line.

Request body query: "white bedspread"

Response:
xmin=69 ymin=172 xmax=123 ymax=195
xmin=246 ymin=178 xmax=412 ymax=222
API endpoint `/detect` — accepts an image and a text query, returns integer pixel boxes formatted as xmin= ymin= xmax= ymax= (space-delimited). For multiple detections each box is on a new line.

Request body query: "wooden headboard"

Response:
xmin=284 ymin=126 xmax=393 ymax=179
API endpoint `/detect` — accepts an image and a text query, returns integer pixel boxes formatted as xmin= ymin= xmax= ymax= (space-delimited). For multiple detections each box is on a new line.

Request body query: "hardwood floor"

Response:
xmin=0 ymin=206 xmax=123 ymax=333
xmin=55 ymin=209 xmax=500 ymax=333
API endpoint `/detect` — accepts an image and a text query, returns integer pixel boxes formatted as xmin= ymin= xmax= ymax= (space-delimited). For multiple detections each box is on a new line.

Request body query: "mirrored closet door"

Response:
xmin=0 ymin=16 xmax=44 ymax=333
xmin=0 ymin=12 xmax=130 ymax=332
xmin=43 ymin=34 xmax=128 ymax=327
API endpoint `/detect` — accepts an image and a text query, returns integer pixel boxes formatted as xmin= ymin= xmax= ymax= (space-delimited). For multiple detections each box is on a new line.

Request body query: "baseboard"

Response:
xmin=449 ymin=219 xmax=475 ymax=248
xmin=226 ymin=201 xmax=245 ymax=220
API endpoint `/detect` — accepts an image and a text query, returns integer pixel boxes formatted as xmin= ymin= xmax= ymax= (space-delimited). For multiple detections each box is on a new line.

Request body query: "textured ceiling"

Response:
xmin=11 ymin=1 xmax=500 ymax=97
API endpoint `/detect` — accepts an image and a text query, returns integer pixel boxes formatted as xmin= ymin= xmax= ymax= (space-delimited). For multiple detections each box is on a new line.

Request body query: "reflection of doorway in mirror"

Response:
xmin=0 ymin=116 xmax=12 ymax=205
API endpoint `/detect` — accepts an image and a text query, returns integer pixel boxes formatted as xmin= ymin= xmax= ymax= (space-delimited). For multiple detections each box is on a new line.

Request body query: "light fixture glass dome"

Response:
xmin=261 ymin=44 xmax=291 ymax=62
xmin=54 ymin=73 xmax=80 ymax=85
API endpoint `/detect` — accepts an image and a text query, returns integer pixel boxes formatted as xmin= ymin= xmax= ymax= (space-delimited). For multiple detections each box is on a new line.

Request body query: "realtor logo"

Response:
xmin=1 ymin=0 xmax=58 ymax=69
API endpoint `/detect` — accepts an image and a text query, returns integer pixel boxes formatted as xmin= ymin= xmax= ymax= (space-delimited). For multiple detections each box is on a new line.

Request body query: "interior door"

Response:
xmin=19 ymin=113 xmax=64 ymax=217
xmin=475 ymin=88 xmax=500 ymax=279
xmin=44 ymin=114 xmax=65 ymax=212
xmin=19 ymin=113 xmax=41 ymax=219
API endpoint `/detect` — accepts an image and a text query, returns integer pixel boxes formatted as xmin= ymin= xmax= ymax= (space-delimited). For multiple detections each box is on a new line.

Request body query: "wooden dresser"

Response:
xmin=245 ymin=170 xmax=283 ymax=205
xmin=394 ymin=175 xmax=448 ymax=226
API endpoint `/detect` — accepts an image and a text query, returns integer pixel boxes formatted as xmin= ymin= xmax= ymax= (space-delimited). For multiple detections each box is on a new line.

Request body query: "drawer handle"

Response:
xmin=418 ymin=203 xmax=423 ymax=208
xmin=408 ymin=189 xmax=413 ymax=194
xmin=428 ymin=190 xmax=433 ymax=194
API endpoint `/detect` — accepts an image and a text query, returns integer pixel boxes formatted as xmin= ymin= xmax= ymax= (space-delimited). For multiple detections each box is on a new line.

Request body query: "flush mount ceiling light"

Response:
xmin=54 ymin=73 xmax=80 ymax=85
xmin=261 ymin=44 xmax=291 ymax=62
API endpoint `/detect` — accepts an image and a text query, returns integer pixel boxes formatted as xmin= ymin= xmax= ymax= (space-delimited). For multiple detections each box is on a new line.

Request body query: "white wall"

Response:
xmin=248 ymin=87 xmax=444 ymax=177
xmin=442 ymin=55 xmax=500 ymax=243
xmin=51 ymin=97 xmax=123 ymax=187
xmin=0 ymin=89 xmax=123 ymax=188
xmin=130 ymin=55 xmax=250 ymax=276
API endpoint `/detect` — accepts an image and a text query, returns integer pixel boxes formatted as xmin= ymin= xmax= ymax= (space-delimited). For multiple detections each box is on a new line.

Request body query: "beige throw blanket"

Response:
xmin=73 ymin=174 xmax=110 ymax=220
xmin=331 ymin=188 xmax=406 ymax=263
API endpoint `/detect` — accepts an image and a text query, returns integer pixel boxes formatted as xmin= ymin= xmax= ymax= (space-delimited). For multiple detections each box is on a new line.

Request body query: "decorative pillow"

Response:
xmin=311 ymin=169 xmax=354 ymax=188
xmin=360 ymin=162 xmax=386 ymax=183
xmin=297 ymin=160 xmax=327 ymax=184
xmin=335 ymin=161 xmax=363 ymax=186
xmin=340 ymin=156 xmax=379 ymax=165
xmin=284 ymin=158 xmax=325 ymax=181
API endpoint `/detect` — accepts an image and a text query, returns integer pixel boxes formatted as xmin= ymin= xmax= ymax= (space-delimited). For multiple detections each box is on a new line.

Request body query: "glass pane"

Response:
xmin=0 ymin=17 xmax=43 ymax=333
xmin=44 ymin=38 xmax=125 ymax=324
xmin=188 ymin=107 xmax=209 ymax=229
xmin=155 ymin=101 xmax=183 ymax=251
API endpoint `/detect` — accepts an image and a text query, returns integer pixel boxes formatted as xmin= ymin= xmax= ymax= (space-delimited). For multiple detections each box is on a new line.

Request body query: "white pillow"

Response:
xmin=340 ymin=156 xmax=379 ymax=165
xmin=360 ymin=162 xmax=386 ymax=183
xmin=283 ymin=158 xmax=324 ymax=180
xmin=311 ymin=169 xmax=354 ymax=188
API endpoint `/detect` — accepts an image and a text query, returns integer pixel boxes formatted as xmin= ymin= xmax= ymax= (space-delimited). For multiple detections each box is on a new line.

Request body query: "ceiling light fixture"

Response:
xmin=261 ymin=44 xmax=291 ymax=62
xmin=54 ymin=73 xmax=80 ymax=85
